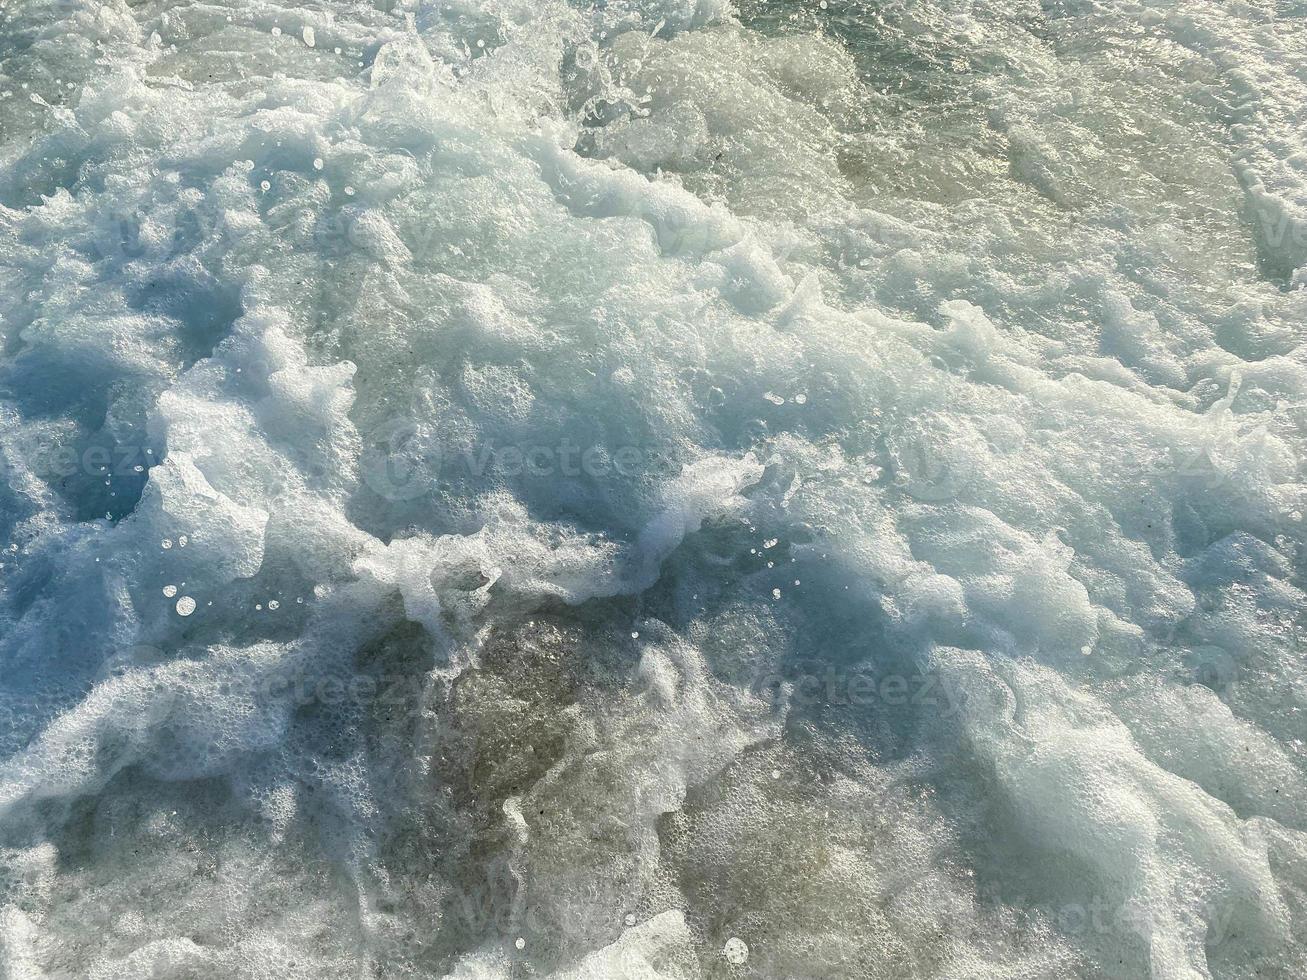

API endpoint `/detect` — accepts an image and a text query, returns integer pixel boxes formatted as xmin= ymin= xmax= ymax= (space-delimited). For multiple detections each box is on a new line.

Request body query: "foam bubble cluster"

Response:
xmin=0 ymin=0 xmax=1305 ymax=977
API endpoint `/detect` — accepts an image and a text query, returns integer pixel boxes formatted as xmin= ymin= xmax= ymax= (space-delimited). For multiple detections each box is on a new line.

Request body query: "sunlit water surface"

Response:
xmin=1 ymin=1 xmax=1306 ymax=977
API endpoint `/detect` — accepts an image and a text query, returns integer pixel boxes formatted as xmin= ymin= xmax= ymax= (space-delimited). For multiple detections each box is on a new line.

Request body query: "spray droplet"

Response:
xmin=175 ymin=596 xmax=196 ymax=616
xmin=163 ymin=585 xmax=177 ymax=598
xmin=723 ymin=937 xmax=749 ymax=965
xmin=161 ymin=538 xmax=173 ymax=549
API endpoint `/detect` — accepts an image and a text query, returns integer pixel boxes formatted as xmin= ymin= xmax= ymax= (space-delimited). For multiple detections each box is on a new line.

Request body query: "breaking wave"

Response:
xmin=1 ymin=0 xmax=1305 ymax=977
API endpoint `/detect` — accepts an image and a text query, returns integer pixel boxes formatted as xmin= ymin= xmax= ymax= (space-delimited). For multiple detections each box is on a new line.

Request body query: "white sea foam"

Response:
xmin=0 ymin=0 xmax=1304 ymax=977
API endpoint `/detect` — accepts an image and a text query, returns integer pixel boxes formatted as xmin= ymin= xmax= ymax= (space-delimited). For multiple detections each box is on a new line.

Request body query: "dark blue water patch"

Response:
xmin=124 ymin=268 xmax=243 ymax=371
xmin=58 ymin=435 xmax=158 ymax=525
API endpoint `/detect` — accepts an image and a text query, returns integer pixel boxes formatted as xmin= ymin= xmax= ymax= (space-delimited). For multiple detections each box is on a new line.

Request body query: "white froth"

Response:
xmin=0 ymin=0 xmax=1303 ymax=977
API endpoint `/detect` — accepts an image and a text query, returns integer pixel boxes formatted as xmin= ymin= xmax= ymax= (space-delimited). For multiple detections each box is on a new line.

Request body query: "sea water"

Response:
xmin=0 ymin=0 xmax=1304 ymax=977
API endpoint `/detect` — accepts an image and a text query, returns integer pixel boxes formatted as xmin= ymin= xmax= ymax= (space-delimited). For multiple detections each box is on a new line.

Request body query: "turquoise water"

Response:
xmin=0 ymin=1 xmax=1305 ymax=977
